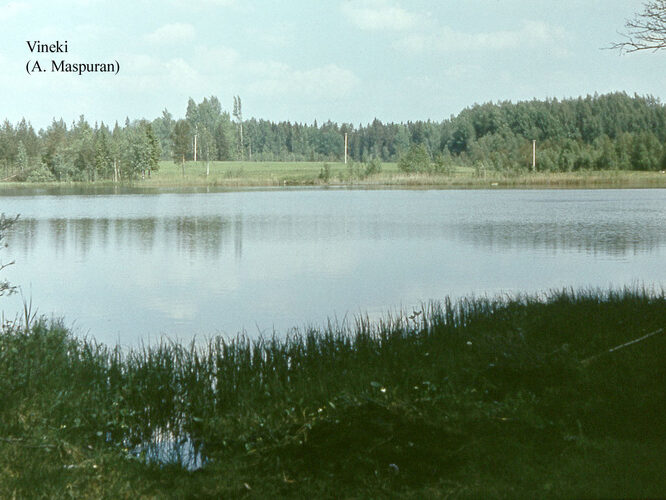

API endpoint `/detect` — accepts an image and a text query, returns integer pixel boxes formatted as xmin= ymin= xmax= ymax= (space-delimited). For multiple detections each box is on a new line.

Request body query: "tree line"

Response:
xmin=1 ymin=91 xmax=666 ymax=182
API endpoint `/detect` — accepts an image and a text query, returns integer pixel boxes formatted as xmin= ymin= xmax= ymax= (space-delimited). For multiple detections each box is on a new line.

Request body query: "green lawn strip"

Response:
xmin=2 ymin=162 xmax=665 ymax=189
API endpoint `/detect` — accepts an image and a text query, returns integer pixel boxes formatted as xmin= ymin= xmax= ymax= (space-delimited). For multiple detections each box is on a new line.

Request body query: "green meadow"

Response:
xmin=1 ymin=288 xmax=665 ymax=498
xmin=4 ymin=159 xmax=666 ymax=190
xmin=109 ymin=160 xmax=666 ymax=189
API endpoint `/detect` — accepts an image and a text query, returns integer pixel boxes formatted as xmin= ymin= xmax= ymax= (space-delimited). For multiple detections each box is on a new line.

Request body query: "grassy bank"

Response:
xmin=2 ymin=160 xmax=666 ymax=190
xmin=1 ymin=288 xmax=665 ymax=497
xmin=105 ymin=160 xmax=666 ymax=188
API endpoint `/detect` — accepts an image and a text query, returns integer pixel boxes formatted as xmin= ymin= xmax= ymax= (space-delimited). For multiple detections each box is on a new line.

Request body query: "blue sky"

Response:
xmin=1 ymin=0 xmax=664 ymax=129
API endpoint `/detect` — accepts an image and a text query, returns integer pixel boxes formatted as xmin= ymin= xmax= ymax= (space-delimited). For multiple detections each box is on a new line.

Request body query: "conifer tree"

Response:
xmin=171 ymin=120 xmax=191 ymax=177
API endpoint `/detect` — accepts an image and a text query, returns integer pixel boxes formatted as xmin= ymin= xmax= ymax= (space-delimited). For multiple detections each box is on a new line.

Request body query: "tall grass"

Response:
xmin=1 ymin=287 xmax=665 ymax=497
xmin=5 ymin=161 xmax=664 ymax=189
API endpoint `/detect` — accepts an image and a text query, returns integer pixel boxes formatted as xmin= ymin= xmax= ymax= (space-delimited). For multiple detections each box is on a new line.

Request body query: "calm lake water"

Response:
xmin=1 ymin=187 xmax=664 ymax=345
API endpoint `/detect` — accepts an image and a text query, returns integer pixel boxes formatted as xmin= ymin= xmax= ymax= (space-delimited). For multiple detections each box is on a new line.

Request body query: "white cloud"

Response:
xmin=116 ymin=54 xmax=208 ymax=94
xmin=395 ymin=21 xmax=566 ymax=53
xmin=193 ymin=45 xmax=239 ymax=69
xmin=168 ymin=0 xmax=235 ymax=6
xmin=0 ymin=2 xmax=28 ymax=20
xmin=443 ymin=64 xmax=482 ymax=79
xmin=341 ymin=0 xmax=422 ymax=31
xmin=245 ymin=24 xmax=295 ymax=48
xmin=164 ymin=58 xmax=200 ymax=83
xmin=145 ymin=23 xmax=196 ymax=44
xmin=247 ymin=63 xmax=360 ymax=99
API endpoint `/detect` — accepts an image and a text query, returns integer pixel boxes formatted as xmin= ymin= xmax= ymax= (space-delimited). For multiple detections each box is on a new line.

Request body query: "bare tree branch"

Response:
xmin=0 ymin=214 xmax=19 ymax=297
xmin=612 ymin=0 xmax=666 ymax=52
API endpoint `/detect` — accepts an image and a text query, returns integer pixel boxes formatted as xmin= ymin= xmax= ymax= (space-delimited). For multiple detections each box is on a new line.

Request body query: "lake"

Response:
xmin=1 ymin=187 xmax=664 ymax=345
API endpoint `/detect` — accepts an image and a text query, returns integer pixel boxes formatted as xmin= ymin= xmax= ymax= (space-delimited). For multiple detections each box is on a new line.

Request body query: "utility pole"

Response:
xmin=194 ymin=125 xmax=198 ymax=162
xmin=532 ymin=140 xmax=536 ymax=171
xmin=233 ymin=95 xmax=243 ymax=160
xmin=344 ymin=133 xmax=348 ymax=164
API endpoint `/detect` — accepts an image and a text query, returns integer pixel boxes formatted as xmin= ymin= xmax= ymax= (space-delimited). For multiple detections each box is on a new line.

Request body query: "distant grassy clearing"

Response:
xmin=149 ymin=160 xmax=405 ymax=186
xmin=137 ymin=160 xmax=666 ymax=188
xmin=2 ymin=160 xmax=665 ymax=190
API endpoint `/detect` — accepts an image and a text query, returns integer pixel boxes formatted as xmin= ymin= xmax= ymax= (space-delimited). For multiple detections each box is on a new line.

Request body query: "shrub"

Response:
xmin=398 ymin=144 xmax=431 ymax=173
xmin=26 ymin=163 xmax=56 ymax=182
xmin=363 ymin=158 xmax=382 ymax=176
xmin=318 ymin=163 xmax=331 ymax=183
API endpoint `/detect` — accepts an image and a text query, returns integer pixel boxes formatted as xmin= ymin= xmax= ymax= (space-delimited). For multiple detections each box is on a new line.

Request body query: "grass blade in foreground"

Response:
xmin=0 ymin=287 xmax=664 ymax=498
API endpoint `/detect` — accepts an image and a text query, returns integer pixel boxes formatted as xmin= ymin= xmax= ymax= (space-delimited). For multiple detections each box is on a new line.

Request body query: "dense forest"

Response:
xmin=1 ymin=92 xmax=665 ymax=182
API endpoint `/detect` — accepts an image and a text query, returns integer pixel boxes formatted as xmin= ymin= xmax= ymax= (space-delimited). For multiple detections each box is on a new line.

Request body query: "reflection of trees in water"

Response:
xmin=234 ymin=215 xmax=243 ymax=260
xmin=5 ymin=214 xmax=664 ymax=259
xmin=6 ymin=218 xmax=38 ymax=255
xmin=49 ymin=219 xmax=67 ymax=256
xmin=123 ymin=218 xmax=158 ymax=252
xmin=165 ymin=217 xmax=232 ymax=258
xmin=98 ymin=218 xmax=110 ymax=249
xmin=222 ymin=215 xmax=663 ymax=257
xmin=72 ymin=218 xmax=95 ymax=256
xmin=7 ymin=216 xmax=238 ymax=259
xmin=453 ymin=222 xmax=664 ymax=256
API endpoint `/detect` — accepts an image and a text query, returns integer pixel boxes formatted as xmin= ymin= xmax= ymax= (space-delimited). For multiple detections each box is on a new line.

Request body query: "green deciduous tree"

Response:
xmin=119 ymin=122 xmax=161 ymax=180
xmin=631 ymin=131 xmax=662 ymax=170
xmin=197 ymin=126 xmax=216 ymax=176
xmin=215 ymin=121 xmax=233 ymax=160
xmin=152 ymin=109 xmax=174 ymax=160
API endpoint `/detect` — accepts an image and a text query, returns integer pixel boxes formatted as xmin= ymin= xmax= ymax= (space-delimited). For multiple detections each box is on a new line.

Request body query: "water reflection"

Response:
xmin=452 ymin=221 xmax=664 ymax=256
xmin=0 ymin=189 xmax=664 ymax=344
xmin=6 ymin=213 xmax=665 ymax=258
xmin=48 ymin=219 xmax=67 ymax=256
xmin=8 ymin=216 xmax=238 ymax=259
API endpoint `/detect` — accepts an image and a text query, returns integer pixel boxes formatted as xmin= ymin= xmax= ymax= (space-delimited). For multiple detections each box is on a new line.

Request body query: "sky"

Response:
xmin=1 ymin=0 xmax=665 ymax=130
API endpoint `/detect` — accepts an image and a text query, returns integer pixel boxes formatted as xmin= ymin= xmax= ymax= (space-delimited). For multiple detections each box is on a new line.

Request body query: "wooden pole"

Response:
xmin=532 ymin=140 xmax=536 ymax=171
xmin=344 ymin=133 xmax=348 ymax=164
xmin=194 ymin=127 xmax=198 ymax=162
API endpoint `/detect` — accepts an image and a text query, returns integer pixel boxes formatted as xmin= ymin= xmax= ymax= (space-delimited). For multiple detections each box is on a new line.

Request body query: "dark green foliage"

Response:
xmin=170 ymin=119 xmax=190 ymax=166
xmin=93 ymin=126 xmax=113 ymax=179
xmin=1 ymin=92 xmax=666 ymax=182
xmin=364 ymin=157 xmax=382 ymax=176
xmin=631 ymin=131 xmax=662 ymax=170
xmin=345 ymin=159 xmax=364 ymax=180
xmin=1 ymin=289 xmax=665 ymax=497
xmin=398 ymin=143 xmax=431 ymax=173
xmin=145 ymin=123 xmax=161 ymax=173
xmin=172 ymin=92 xmax=666 ymax=168
xmin=24 ymin=162 xmax=55 ymax=182
xmin=432 ymin=149 xmax=454 ymax=173
xmin=214 ymin=120 xmax=232 ymax=160
xmin=151 ymin=109 xmax=174 ymax=161
xmin=15 ymin=141 xmax=28 ymax=172
xmin=318 ymin=162 xmax=331 ymax=182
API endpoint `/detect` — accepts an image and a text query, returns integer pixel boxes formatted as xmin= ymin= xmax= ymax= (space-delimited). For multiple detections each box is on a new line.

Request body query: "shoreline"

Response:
xmin=2 ymin=288 xmax=665 ymax=497
xmin=1 ymin=166 xmax=666 ymax=192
